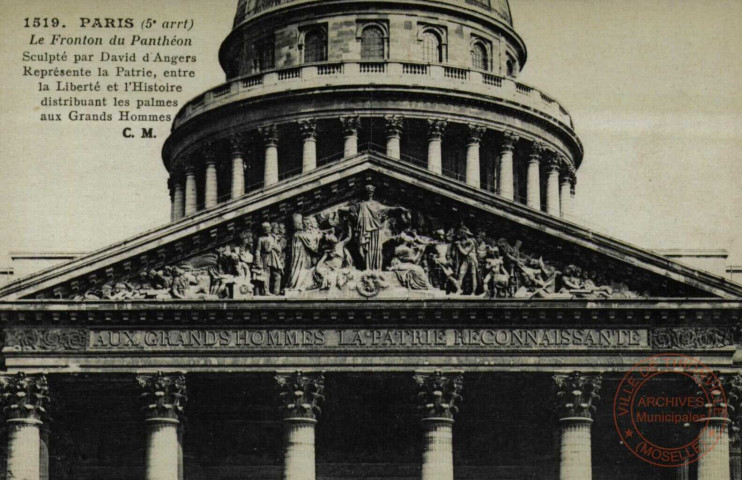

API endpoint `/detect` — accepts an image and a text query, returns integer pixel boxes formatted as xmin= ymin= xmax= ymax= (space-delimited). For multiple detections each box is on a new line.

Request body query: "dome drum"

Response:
xmin=165 ymin=115 xmax=577 ymax=222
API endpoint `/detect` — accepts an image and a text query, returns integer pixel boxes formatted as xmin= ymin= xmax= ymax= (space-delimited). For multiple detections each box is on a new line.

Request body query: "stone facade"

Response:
xmin=0 ymin=1 xmax=741 ymax=480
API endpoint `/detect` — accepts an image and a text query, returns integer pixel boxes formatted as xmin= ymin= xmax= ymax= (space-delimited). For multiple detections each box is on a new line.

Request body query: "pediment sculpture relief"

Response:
xmin=73 ymin=185 xmax=640 ymax=301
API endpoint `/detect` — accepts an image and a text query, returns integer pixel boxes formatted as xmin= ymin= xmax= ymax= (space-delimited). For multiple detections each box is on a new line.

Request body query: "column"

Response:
xmin=559 ymin=164 xmax=574 ymax=219
xmin=230 ymin=135 xmax=246 ymax=199
xmin=526 ymin=142 xmax=544 ymax=209
xmin=553 ymin=371 xmax=602 ymax=480
xmin=184 ymin=164 xmax=197 ymax=216
xmin=299 ymin=119 xmax=318 ymax=173
xmin=172 ymin=173 xmax=185 ymax=221
xmin=340 ymin=116 xmax=360 ymax=158
xmin=427 ymin=119 xmax=447 ymax=175
xmin=260 ymin=124 xmax=279 ymax=187
xmin=465 ymin=124 xmax=485 ymax=188
xmin=570 ymin=172 xmax=577 ymax=212
xmin=698 ymin=418 xmax=731 ymax=480
xmin=276 ymin=372 xmax=325 ymax=480
xmin=138 ymin=372 xmax=187 ymax=480
xmin=168 ymin=178 xmax=176 ymax=222
xmin=496 ymin=131 xmax=518 ymax=201
xmin=728 ymin=374 xmax=742 ymax=480
xmin=204 ymin=151 xmax=218 ymax=209
xmin=544 ymin=152 xmax=561 ymax=216
xmin=385 ymin=115 xmax=404 ymax=159
xmin=0 ymin=373 xmax=50 ymax=480
xmin=414 ymin=371 xmax=464 ymax=480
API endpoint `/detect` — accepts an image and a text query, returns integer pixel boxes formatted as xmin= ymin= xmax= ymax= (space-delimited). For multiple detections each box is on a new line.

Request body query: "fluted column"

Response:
xmin=698 ymin=418 xmax=731 ymax=480
xmin=465 ymin=125 xmax=485 ymax=188
xmin=496 ymin=131 xmax=518 ymax=201
xmin=0 ymin=373 xmax=50 ymax=480
xmin=138 ymin=372 xmax=187 ymax=480
xmin=545 ymin=152 xmax=562 ymax=216
xmin=276 ymin=372 xmax=325 ymax=480
xmin=260 ymin=125 xmax=279 ymax=187
xmin=230 ymin=136 xmax=246 ymax=199
xmin=554 ymin=372 xmax=602 ymax=480
xmin=414 ymin=371 xmax=464 ymax=480
xmin=340 ymin=116 xmax=360 ymax=158
xmin=204 ymin=151 xmax=218 ymax=209
xmin=299 ymin=119 xmax=318 ymax=173
xmin=559 ymin=164 xmax=573 ymax=219
xmin=184 ymin=163 xmax=197 ymax=216
xmin=729 ymin=374 xmax=742 ymax=480
xmin=385 ymin=115 xmax=404 ymax=159
xmin=427 ymin=119 xmax=447 ymax=175
xmin=172 ymin=173 xmax=185 ymax=221
xmin=526 ymin=142 xmax=544 ymax=209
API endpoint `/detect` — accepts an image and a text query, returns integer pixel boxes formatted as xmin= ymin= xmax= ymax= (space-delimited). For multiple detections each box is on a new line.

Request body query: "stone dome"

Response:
xmin=233 ymin=0 xmax=514 ymax=29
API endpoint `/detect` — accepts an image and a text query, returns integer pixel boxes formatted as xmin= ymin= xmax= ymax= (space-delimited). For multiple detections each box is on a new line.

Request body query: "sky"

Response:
xmin=0 ymin=0 xmax=740 ymax=270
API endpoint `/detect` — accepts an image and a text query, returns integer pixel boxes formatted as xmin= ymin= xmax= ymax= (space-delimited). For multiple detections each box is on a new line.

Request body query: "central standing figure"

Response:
xmin=340 ymin=185 xmax=407 ymax=271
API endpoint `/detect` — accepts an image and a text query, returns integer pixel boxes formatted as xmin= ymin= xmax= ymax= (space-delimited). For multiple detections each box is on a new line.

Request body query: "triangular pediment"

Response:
xmin=1 ymin=152 xmax=740 ymax=301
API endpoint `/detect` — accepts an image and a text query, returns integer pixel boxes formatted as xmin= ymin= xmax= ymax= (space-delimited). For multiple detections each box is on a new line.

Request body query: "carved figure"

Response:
xmin=425 ymin=229 xmax=460 ymax=293
xmin=314 ymin=228 xmax=354 ymax=290
xmin=481 ymin=247 xmax=509 ymax=298
xmin=254 ymin=222 xmax=283 ymax=295
xmin=388 ymin=232 xmax=431 ymax=290
xmin=340 ymin=185 xmax=407 ymax=270
xmin=449 ymin=225 xmax=479 ymax=295
xmin=286 ymin=214 xmax=321 ymax=291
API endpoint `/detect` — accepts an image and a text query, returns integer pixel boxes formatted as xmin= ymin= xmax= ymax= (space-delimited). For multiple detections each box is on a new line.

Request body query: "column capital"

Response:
xmin=529 ymin=141 xmax=546 ymax=161
xmin=384 ymin=115 xmax=404 ymax=137
xmin=229 ymin=133 xmax=246 ymax=156
xmin=137 ymin=372 xmax=187 ymax=421
xmin=543 ymin=150 xmax=561 ymax=172
xmin=299 ymin=119 xmax=318 ymax=141
xmin=259 ymin=124 xmax=279 ymax=147
xmin=466 ymin=124 xmax=486 ymax=145
xmin=276 ymin=371 xmax=325 ymax=421
xmin=559 ymin=158 xmax=574 ymax=179
xmin=553 ymin=371 xmax=602 ymax=420
xmin=414 ymin=370 xmax=463 ymax=420
xmin=0 ymin=373 xmax=50 ymax=422
xmin=203 ymin=149 xmax=217 ymax=166
xmin=340 ymin=115 xmax=361 ymax=137
xmin=427 ymin=118 xmax=448 ymax=139
xmin=499 ymin=130 xmax=519 ymax=153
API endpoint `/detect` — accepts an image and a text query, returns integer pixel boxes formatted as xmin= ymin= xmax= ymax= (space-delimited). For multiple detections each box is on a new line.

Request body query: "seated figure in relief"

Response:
xmin=314 ymin=228 xmax=354 ymax=291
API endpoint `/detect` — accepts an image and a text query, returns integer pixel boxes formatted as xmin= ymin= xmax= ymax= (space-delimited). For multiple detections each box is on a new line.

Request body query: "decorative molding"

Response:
xmin=6 ymin=329 xmax=87 ymax=351
xmin=0 ymin=373 xmax=50 ymax=421
xmin=136 ymin=371 xmax=187 ymax=421
xmin=649 ymin=327 xmax=735 ymax=350
xmin=275 ymin=371 xmax=325 ymax=420
xmin=553 ymin=371 xmax=601 ymax=419
xmin=414 ymin=370 xmax=463 ymax=419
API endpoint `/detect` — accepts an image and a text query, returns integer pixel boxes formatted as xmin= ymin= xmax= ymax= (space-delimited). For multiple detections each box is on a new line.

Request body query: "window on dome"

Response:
xmin=506 ymin=53 xmax=516 ymax=77
xmin=254 ymin=36 xmax=275 ymax=71
xmin=421 ymin=31 xmax=442 ymax=63
xmin=361 ymin=26 xmax=385 ymax=60
xmin=471 ymin=42 xmax=488 ymax=70
xmin=304 ymin=29 xmax=327 ymax=63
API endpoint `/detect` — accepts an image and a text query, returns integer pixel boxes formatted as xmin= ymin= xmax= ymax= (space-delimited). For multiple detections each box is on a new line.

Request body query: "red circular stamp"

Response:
xmin=613 ymin=353 xmax=728 ymax=467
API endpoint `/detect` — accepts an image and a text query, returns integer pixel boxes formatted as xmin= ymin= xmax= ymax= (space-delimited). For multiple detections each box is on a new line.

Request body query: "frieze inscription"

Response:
xmin=5 ymin=328 xmax=652 ymax=351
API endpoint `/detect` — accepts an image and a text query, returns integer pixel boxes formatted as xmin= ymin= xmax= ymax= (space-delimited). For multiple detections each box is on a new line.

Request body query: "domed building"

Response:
xmin=0 ymin=1 xmax=741 ymax=480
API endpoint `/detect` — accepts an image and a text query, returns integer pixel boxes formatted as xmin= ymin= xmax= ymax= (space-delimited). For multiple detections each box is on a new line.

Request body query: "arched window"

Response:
xmin=304 ymin=29 xmax=327 ymax=63
xmin=421 ymin=31 xmax=442 ymax=63
xmin=471 ymin=42 xmax=488 ymax=70
xmin=361 ymin=26 xmax=385 ymax=60
xmin=506 ymin=53 xmax=516 ymax=76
